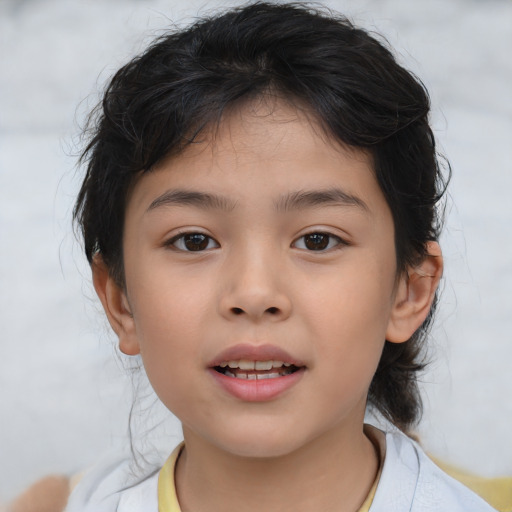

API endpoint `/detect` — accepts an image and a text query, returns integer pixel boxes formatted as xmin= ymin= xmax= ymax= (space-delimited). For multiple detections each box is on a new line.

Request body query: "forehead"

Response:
xmin=181 ymin=98 xmax=370 ymax=174
xmin=126 ymin=99 xmax=386 ymax=217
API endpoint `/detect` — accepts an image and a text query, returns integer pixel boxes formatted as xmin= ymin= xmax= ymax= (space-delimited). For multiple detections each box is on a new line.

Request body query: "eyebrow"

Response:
xmin=146 ymin=187 xmax=368 ymax=214
xmin=275 ymin=188 xmax=369 ymax=213
xmin=146 ymin=189 xmax=237 ymax=213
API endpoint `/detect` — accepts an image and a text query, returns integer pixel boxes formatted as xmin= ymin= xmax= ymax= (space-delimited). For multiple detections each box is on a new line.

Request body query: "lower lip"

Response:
xmin=209 ymin=368 xmax=305 ymax=402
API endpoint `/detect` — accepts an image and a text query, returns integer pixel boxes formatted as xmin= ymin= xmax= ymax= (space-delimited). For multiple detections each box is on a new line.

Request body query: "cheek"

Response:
xmin=308 ymin=265 xmax=394 ymax=334
xmin=130 ymin=253 xmax=214 ymax=329
xmin=127 ymin=268 xmax=214 ymax=381
xmin=302 ymin=258 xmax=394 ymax=376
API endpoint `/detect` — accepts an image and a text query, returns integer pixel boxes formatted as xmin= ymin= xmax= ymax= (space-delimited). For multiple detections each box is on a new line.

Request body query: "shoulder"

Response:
xmin=65 ymin=452 xmax=159 ymax=512
xmin=370 ymin=428 xmax=497 ymax=512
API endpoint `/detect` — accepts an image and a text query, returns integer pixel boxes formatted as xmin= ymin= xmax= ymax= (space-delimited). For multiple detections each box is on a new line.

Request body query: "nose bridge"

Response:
xmin=219 ymin=237 xmax=291 ymax=321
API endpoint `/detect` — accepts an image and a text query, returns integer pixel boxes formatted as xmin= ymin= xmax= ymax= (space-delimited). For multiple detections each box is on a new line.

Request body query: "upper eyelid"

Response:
xmin=292 ymin=231 xmax=348 ymax=251
xmin=166 ymin=231 xmax=220 ymax=249
xmin=163 ymin=228 xmax=349 ymax=247
xmin=293 ymin=228 xmax=349 ymax=243
xmin=169 ymin=228 xmax=209 ymax=238
xmin=166 ymin=227 xmax=215 ymax=240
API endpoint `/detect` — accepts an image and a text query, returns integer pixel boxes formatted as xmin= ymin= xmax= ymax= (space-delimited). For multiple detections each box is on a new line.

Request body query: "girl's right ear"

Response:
xmin=91 ymin=255 xmax=141 ymax=356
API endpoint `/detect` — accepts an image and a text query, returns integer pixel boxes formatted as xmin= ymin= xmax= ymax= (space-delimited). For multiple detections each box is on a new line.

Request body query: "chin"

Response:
xmin=209 ymin=426 xmax=309 ymax=460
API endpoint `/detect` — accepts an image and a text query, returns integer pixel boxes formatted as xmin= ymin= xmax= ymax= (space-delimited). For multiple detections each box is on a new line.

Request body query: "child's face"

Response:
xmin=113 ymin=100 xmax=406 ymax=457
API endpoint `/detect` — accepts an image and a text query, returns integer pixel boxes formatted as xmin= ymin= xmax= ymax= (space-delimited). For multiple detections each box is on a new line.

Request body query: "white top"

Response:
xmin=66 ymin=428 xmax=497 ymax=512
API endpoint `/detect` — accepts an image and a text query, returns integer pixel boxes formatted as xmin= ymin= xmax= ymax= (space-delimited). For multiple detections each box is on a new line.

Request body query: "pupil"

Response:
xmin=184 ymin=234 xmax=208 ymax=251
xmin=305 ymin=233 xmax=329 ymax=250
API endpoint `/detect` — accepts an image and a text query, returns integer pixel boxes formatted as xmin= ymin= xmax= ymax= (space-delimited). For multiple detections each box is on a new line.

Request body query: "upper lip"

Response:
xmin=209 ymin=344 xmax=304 ymax=368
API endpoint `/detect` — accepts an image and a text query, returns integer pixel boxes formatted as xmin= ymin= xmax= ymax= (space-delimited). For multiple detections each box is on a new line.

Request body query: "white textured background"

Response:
xmin=1 ymin=0 xmax=511 ymax=502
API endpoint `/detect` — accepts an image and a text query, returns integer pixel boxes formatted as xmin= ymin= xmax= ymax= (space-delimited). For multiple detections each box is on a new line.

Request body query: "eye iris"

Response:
xmin=304 ymin=233 xmax=329 ymax=250
xmin=184 ymin=233 xmax=209 ymax=251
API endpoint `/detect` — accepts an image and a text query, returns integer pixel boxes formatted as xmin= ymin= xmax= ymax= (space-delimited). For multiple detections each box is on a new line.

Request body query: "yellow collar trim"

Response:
xmin=158 ymin=439 xmax=382 ymax=512
xmin=358 ymin=468 xmax=380 ymax=512
xmin=158 ymin=443 xmax=183 ymax=512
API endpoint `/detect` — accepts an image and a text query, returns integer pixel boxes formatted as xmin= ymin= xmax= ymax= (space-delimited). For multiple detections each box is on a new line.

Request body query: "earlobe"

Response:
xmin=386 ymin=241 xmax=443 ymax=343
xmin=92 ymin=255 xmax=141 ymax=356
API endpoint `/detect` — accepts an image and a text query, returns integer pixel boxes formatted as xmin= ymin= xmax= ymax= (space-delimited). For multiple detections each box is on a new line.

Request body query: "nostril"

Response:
xmin=266 ymin=307 xmax=279 ymax=315
xmin=231 ymin=307 xmax=244 ymax=315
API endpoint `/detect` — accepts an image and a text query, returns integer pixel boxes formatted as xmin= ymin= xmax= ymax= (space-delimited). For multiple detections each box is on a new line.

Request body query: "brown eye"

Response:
xmin=184 ymin=234 xmax=209 ymax=251
xmin=304 ymin=233 xmax=329 ymax=250
xmin=170 ymin=233 xmax=219 ymax=251
xmin=293 ymin=232 xmax=344 ymax=251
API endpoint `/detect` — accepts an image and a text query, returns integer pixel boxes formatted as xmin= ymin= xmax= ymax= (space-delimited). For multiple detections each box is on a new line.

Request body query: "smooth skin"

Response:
xmin=93 ymin=98 xmax=442 ymax=512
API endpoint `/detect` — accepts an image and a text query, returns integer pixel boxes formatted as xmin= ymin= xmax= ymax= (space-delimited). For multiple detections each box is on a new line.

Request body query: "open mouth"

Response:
xmin=214 ymin=359 xmax=302 ymax=380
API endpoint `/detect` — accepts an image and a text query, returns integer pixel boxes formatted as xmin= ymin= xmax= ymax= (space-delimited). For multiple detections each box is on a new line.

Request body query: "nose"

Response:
xmin=218 ymin=248 xmax=292 ymax=323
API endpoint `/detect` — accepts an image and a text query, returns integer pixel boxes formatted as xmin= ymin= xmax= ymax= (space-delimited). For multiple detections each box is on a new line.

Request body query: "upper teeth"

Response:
xmin=219 ymin=360 xmax=291 ymax=370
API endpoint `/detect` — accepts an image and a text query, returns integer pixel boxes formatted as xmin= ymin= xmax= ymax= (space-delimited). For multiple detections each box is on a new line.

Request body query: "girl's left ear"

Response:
xmin=386 ymin=241 xmax=443 ymax=343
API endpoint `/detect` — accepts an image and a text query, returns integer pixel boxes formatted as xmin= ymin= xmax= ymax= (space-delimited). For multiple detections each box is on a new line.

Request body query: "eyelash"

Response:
xmin=292 ymin=232 xmax=346 ymax=252
xmin=166 ymin=231 xmax=346 ymax=253
xmin=167 ymin=232 xmax=219 ymax=252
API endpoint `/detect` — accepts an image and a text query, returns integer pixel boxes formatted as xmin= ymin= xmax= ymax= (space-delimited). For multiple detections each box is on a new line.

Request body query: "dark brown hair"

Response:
xmin=75 ymin=1 xmax=449 ymax=431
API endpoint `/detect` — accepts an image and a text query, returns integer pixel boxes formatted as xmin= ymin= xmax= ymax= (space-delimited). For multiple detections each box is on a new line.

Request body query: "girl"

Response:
xmin=66 ymin=2 xmax=497 ymax=510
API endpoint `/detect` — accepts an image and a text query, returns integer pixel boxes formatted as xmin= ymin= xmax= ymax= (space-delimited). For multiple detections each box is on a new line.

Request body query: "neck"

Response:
xmin=175 ymin=422 xmax=381 ymax=512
